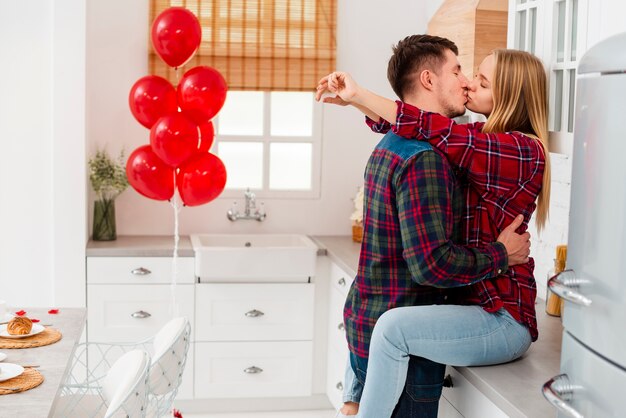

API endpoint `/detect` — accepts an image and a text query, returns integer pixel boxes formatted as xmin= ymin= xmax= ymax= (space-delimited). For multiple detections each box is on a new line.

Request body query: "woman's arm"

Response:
xmin=316 ymin=72 xmax=398 ymax=123
xmin=391 ymin=101 xmax=545 ymax=189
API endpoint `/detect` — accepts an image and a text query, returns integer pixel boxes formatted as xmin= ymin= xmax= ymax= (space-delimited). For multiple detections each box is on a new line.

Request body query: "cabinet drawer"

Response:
xmin=330 ymin=262 xmax=354 ymax=296
xmin=195 ymin=341 xmax=313 ymax=398
xmin=87 ymin=284 xmax=195 ymax=342
xmin=442 ymin=367 xmax=507 ymax=418
xmin=326 ymin=343 xmax=350 ymax=410
xmin=87 ymin=257 xmax=195 ymax=284
xmin=328 ymin=286 xmax=349 ymax=353
xmin=195 ymin=283 xmax=314 ymax=342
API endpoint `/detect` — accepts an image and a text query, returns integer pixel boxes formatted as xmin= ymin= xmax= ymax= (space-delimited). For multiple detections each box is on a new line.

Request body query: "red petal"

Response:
xmin=15 ymin=310 xmax=26 ymax=316
xmin=48 ymin=309 xmax=59 ymax=314
xmin=31 ymin=318 xmax=40 ymax=323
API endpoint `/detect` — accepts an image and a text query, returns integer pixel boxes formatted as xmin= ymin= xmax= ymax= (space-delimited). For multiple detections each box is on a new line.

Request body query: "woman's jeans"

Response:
xmin=343 ymin=305 xmax=532 ymax=418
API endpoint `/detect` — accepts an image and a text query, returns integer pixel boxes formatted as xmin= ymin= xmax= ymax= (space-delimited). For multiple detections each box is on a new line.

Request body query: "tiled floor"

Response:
xmin=184 ymin=410 xmax=336 ymax=418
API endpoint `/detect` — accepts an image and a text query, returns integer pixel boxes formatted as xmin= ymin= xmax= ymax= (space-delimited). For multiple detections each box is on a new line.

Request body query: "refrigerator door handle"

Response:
xmin=548 ymin=270 xmax=592 ymax=307
xmin=542 ymin=374 xmax=584 ymax=418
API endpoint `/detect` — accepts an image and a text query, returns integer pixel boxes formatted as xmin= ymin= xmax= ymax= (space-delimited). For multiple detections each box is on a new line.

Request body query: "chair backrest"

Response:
xmin=102 ymin=349 xmax=151 ymax=418
xmin=149 ymin=317 xmax=190 ymax=395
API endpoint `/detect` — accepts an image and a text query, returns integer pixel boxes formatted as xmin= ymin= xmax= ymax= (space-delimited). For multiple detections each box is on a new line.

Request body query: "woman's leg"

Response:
xmin=357 ymin=305 xmax=531 ymax=418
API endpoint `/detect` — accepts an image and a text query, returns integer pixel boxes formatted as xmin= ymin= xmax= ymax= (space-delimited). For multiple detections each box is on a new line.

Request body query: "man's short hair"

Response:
xmin=387 ymin=34 xmax=459 ymax=100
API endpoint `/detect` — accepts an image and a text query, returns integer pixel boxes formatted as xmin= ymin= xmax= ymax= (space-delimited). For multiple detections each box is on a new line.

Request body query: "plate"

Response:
xmin=0 ymin=352 xmax=6 ymax=362
xmin=2 ymin=313 xmax=15 ymax=322
xmin=0 ymin=363 xmax=24 ymax=382
xmin=0 ymin=323 xmax=45 ymax=339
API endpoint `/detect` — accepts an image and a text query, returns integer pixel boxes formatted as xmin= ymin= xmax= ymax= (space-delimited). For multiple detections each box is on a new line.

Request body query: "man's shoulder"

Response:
xmin=375 ymin=132 xmax=435 ymax=161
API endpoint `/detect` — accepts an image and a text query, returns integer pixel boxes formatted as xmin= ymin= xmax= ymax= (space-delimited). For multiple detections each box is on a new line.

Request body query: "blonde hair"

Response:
xmin=482 ymin=49 xmax=550 ymax=233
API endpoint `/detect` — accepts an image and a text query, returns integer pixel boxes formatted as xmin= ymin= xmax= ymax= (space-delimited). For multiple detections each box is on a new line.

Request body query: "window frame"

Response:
xmin=508 ymin=0 xmax=588 ymax=156
xmin=213 ymin=91 xmax=323 ymax=200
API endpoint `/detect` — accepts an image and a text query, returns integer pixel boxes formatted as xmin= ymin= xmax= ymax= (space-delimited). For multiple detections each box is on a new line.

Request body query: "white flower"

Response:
xmin=350 ymin=186 xmax=364 ymax=224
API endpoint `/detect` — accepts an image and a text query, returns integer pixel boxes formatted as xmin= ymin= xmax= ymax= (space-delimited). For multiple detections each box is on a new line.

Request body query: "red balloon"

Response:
xmin=151 ymin=7 xmax=201 ymax=68
xmin=129 ymin=75 xmax=177 ymax=129
xmin=177 ymin=153 xmax=227 ymax=206
xmin=150 ymin=114 xmax=199 ymax=168
xmin=198 ymin=122 xmax=215 ymax=153
xmin=177 ymin=66 xmax=228 ymax=124
xmin=126 ymin=145 xmax=175 ymax=201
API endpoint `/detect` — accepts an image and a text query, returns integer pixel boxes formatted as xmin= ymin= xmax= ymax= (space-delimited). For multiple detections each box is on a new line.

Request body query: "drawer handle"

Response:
xmin=336 ymin=381 xmax=343 ymax=391
xmin=245 ymin=309 xmax=265 ymax=318
xmin=338 ymin=277 xmax=346 ymax=286
xmin=548 ymin=270 xmax=592 ymax=307
xmin=243 ymin=366 xmax=264 ymax=374
xmin=131 ymin=267 xmax=152 ymax=276
xmin=131 ymin=310 xmax=152 ymax=319
xmin=337 ymin=322 xmax=345 ymax=331
xmin=542 ymin=374 xmax=584 ymax=418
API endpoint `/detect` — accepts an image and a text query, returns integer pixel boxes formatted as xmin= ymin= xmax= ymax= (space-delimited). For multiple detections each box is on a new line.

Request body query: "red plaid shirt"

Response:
xmin=367 ymin=101 xmax=545 ymax=340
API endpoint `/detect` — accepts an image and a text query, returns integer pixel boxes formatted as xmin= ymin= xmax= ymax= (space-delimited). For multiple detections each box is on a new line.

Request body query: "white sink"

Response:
xmin=190 ymin=234 xmax=318 ymax=282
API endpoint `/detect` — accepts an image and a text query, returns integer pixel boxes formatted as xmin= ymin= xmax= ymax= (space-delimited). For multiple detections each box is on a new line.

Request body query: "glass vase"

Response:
xmin=93 ymin=199 xmax=117 ymax=241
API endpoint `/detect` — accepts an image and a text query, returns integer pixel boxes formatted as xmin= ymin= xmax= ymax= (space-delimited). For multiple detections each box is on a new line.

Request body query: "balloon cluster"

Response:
xmin=126 ymin=7 xmax=228 ymax=207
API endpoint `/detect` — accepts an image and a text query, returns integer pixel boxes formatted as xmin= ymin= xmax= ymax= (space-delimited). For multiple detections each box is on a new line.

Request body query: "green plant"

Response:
xmin=88 ymin=150 xmax=128 ymax=201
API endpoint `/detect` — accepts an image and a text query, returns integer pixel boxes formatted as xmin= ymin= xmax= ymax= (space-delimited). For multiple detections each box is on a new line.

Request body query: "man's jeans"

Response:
xmin=350 ymin=352 xmax=445 ymax=418
xmin=344 ymin=306 xmax=531 ymax=418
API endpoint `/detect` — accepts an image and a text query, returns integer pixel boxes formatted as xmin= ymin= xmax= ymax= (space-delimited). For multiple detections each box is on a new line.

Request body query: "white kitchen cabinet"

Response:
xmin=194 ymin=282 xmax=316 ymax=399
xmin=87 ymin=284 xmax=195 ymax=342
xmin=441 ymin=368 xmax=508 ymax=418
xmin=195 ymin=283 xmax=314 ymax=341
xmin=194 ymin=341 xmax=313 ymax=398
xmin=86 ymin=255 xmax=195 ymax=400
xmin=325 ymin=262 xmax=353 ymax=410
xmin=87 ymin=256 xmax=195 ymax=284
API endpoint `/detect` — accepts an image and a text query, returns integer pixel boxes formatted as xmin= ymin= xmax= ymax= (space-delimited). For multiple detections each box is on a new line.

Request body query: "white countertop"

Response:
xmin=87 ymin=235 xmax=194 ymax=257
xmin=0 ymin=307 xmax=86 ymax=417
xmin=312 ymin=235 xmax=563 ymax=418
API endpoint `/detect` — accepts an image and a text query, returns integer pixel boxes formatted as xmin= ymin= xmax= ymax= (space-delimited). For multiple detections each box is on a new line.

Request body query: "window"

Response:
xmin=512 ymin=0 xmax=539 ymax=54
xmin=149 ymin=0 xmax=335 ymax=198
xmin=509 ymin=0 xmax=587 ymax=154
xmin=213 ymin=91 xmax=321 ymax=198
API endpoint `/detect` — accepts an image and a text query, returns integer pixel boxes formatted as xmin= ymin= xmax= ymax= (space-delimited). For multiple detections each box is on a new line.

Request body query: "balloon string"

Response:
xmin=169 ymin=182 xmax=182 ymax=318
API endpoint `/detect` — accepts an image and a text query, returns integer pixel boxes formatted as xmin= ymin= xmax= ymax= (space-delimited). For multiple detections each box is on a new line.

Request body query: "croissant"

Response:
xmin=7 ymin=317 xmax=33 ymax=335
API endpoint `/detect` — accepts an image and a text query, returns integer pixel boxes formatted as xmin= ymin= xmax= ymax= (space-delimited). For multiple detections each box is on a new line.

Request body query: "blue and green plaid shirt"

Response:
xmin=344 ymin=132 xmax=508 ymax=359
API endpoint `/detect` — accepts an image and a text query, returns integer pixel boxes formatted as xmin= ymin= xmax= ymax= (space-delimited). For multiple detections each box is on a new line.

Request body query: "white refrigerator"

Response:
xmin=542 ymin=32 xmax=626 ymax=417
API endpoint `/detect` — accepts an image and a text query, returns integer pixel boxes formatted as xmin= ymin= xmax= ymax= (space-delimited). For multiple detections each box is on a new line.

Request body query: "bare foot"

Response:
xmin=340 ymin=402 xmax=359 ymax=416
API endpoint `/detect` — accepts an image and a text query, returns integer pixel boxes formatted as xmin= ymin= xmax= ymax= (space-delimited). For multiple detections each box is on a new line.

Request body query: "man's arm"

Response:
xmin=395 ymin=151 xmax=528 ymax=287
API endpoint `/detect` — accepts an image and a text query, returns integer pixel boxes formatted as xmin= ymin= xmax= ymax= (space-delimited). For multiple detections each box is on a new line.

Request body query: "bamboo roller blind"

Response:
xmin=150 ymin=0 xmax=337 ymax=91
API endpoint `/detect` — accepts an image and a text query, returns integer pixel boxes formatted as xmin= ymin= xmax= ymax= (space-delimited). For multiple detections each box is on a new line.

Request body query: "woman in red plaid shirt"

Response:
xmin=318 ymin=47 xmax=549 ymax=418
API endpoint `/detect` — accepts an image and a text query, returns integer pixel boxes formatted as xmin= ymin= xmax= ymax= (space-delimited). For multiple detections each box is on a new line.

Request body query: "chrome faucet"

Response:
xmin=227 ymin=188 xmax=266 ymax=221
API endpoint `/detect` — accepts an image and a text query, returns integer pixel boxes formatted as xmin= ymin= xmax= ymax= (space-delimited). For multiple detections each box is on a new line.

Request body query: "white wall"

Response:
xmin=87 ymin=0 xmax=444 ymax=237
xmin=0 ymin=0 xmax=86 ymax=307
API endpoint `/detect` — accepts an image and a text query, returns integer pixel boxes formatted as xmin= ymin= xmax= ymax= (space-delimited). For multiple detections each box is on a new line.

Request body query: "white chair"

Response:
xmin=63 ymin=317 xmax=191 ymax=418
xmin=54 ymin=349 xmax=150 ymax=418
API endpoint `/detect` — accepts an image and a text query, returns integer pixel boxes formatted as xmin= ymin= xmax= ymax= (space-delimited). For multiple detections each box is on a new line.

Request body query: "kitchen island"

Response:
xmin=0 ymin=307 xmax=86 ymax=417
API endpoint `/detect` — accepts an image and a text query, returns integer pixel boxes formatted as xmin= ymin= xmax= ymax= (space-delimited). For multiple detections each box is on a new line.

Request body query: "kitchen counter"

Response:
xmin=0 ymin=307 xmax=86 ymax=417
xmin=312 ymin=235 xmax=563 ymax=418
xmin=87 ymin=235 xmax=194 ymax=257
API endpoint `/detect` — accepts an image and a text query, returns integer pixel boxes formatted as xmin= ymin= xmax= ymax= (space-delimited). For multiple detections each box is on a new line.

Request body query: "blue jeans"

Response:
xmin=344 ymin=305 xmax=532 ymax=418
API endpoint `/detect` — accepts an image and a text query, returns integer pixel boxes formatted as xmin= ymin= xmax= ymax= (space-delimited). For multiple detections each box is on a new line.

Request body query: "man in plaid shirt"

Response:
xmin=318 ymin=35 xmax=531 ymax=417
